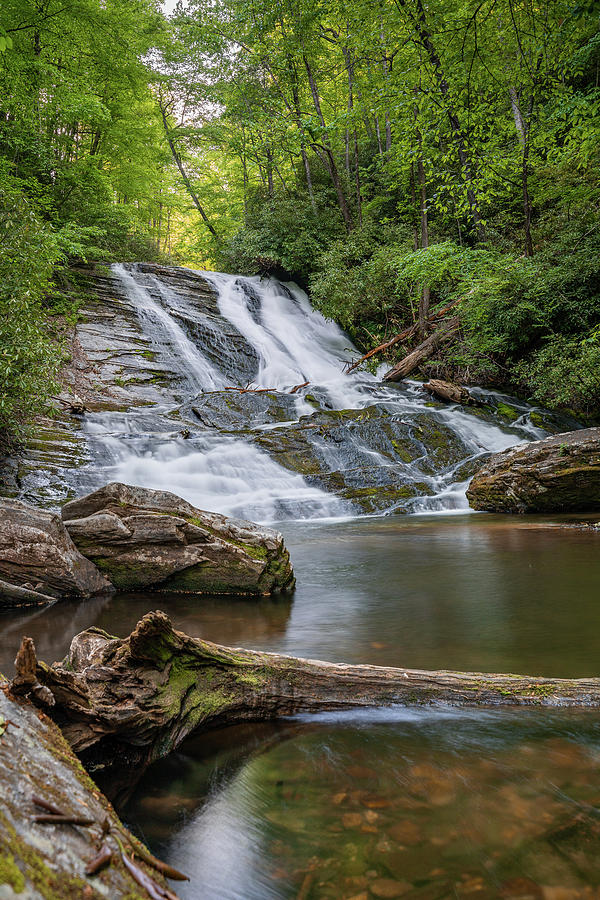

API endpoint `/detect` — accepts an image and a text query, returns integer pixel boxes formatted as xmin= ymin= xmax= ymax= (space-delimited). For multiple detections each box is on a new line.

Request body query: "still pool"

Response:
xmin=2 ymin=514 xmax=600 ymax=898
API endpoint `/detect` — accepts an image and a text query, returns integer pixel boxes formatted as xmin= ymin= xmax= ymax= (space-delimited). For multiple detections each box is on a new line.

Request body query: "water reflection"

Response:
xmin=126 ymin=708 xmax=600 ymax=899
xmin=1 ymin=515 xmax=600 ymax=678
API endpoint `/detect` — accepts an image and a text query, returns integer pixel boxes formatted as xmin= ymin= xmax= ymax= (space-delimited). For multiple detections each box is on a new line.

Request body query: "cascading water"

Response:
xmin=71 ymin=263 xmax=553 ymax=523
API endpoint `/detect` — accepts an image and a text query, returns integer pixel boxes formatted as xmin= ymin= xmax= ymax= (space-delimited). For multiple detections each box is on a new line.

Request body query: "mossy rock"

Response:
xmin=0 ymin=682 xmax=164 ymax=899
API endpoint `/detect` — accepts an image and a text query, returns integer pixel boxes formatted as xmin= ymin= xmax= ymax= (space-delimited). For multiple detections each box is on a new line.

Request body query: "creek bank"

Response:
xmin=0 ymin=680 xmax=179 ymax=899
xmin=33 ymin=611 xmax=600 ymax=779
xmin=467 ymin=427 xmax=600 ymax=513
xmin=62 ymin=482 xmax=295 ymax=595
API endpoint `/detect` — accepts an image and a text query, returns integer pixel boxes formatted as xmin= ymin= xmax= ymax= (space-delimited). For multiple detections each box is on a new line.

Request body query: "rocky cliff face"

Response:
xmin=467 ymin=428 xmax=600 ymax=513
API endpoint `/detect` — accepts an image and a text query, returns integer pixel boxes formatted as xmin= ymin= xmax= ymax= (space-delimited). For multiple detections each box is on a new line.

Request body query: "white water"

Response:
xmin=112 ymin=264 xmax=225 ymax=392
xmin=78 ymin=265 xmax=547 ymax=522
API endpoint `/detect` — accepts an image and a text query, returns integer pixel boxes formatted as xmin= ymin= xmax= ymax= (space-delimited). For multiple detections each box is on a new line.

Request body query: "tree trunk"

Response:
xmin=383 ymin=316 xmax=461 ymax=381
xmin=509 ymin=87 xmax=534 ymax=256
xmin=397 ymin=0 xmax=483 ymax=237
xmin=415 ymin=98 xmax=430 ymax=336
xmin=158 ymin=96 xmax=218 ymax=239
xmin=303 ymin=53 xmax=353 ymax=232
xmin=31 ymin=612 xmax=600 ymax=778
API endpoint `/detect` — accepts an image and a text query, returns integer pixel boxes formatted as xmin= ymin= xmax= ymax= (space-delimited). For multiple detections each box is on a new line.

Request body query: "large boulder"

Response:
xmin=61 ymin=482 xmax=295 ymax=595
xmin=0 ymin=679 xmax=179 ymax=899
xmin=0 ymin=499 xmax=112 ymax=601
xmin=466 ymin=427 xmax=600 ymax=513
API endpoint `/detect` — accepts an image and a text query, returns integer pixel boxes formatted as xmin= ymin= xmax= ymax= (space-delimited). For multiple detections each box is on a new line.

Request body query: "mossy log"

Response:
xmin=33 ymin=611 xmax=600 ymax=775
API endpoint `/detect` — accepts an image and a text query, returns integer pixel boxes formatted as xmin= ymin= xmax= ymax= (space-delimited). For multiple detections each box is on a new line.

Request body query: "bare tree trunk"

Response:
xmin=383 ymin=317 xmax=461 ymax=381
xmin=158 ymin=96 xmax=218 ymax=239
xmin=396 ymin=0 xmax=483 ymax=237
xmin=375 ymin=117 xmax=384 ymax=157
xmin=417 ymin=141 xmax=430 ymax=334
xmin=303 ymin=53 xmax=354 ymax=232
xmin=509 ymin=87 xmax=534 ymax=257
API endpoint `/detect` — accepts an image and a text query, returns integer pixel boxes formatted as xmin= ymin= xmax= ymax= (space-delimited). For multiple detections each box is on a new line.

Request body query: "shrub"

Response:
xmin=0 ymin=169 xmax=62 ymax=442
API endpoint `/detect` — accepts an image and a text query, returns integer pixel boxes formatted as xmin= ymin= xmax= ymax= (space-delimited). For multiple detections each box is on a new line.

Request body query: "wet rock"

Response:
xmin=192 ymin=390 xmax=297 ymax=429
xmin=0 ymin=499 xmax=112 ymax=601
xmin=61 ymin=482 xmax=295 ymax=594
xmin=467 ymin=428 xmax=600 ymax=513
xmin=387 ymin=821 xmax=423 ymax=846
xmin=0 ymin=682 xmax=177 ymax=899
xmin=251 ymin=405 xmax=470 ymax=513
xmin=369 ymin=877 xmax=412 ymax=898
xmin=424 ymin=379 xmax=477 ymax=406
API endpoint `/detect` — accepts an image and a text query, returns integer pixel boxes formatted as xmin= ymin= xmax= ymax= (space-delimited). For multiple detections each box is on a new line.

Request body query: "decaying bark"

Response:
xmin=33 ymin=612 xmax=600 ymax=774
xmin=383 ymin=317 xmax=461 ymax=381
xmin=424 ymin=379 xmax=479 ymax=406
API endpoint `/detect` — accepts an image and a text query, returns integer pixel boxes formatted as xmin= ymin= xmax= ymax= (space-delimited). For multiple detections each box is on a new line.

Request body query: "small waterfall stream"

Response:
xmin=72 ymin=263 xmax=551 ymax=522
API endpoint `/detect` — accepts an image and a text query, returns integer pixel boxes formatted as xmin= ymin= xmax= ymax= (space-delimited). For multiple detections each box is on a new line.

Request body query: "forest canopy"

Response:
xmin=1 ymin=0 xmax=600 ymax=440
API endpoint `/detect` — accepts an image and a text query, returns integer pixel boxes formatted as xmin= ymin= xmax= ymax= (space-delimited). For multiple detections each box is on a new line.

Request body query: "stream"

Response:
xmin=2 ymin=263 xmax=600 ymax=898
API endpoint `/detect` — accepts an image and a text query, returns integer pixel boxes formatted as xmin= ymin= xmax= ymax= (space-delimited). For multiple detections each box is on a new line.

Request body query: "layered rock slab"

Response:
xmin=466 ymin=427 xmax=600 ymax=513
xmin=0 ymin=682 xmax=177 ymax=899
xmin=0 ymin=499 xmax=112 ymax=601
xmin=61 ymin=482 xmax=295 ymax=595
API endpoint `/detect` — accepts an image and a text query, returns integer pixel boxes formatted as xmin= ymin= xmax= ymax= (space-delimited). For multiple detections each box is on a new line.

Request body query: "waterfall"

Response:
xmin=71 ymin=264 xmax=549 ymax=523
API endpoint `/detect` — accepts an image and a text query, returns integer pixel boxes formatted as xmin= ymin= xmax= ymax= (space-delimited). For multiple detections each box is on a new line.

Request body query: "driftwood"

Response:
xmin=29 ymin=612 xmax=600 ymax=775
xmin=383 ymin=316 xmax=461 ymax=382
xmin=424 ymin=378 xmax=478 ymax=406
xmin=222 ymin=383 xmax=311 ymax=396
xmin=289 ymin=381 xmax=310 ymax=394
xmin=223 ymin=385 xmax=278 ymax=394
xmin=51 ymin=394 xmax=86 ymax=415
xmin=345 ymin=299 xmax=461 ymax=375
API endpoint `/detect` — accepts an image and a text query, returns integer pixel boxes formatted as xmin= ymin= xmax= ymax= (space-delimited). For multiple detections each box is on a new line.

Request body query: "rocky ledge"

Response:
xmin=0 ymin=499 xmax=112 ymax=605
xmin=0 ymin=483 xmax=294 ymax=606
xmin=466 ymin=427 xmax=600 ymax=513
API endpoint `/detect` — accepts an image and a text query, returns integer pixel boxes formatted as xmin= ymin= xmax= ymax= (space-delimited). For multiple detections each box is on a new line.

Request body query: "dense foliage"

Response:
xmin=1 ymin=0 xmax=600 ymax=438
xmin=159 ymin=0 xmax=600 ymax=416
xmin=0 ymin=0 xmax=183 ymax=439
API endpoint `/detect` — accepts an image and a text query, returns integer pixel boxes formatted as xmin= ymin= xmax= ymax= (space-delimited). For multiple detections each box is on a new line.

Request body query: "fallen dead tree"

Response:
xmin=383 ymin=316 xmax=461 ymax=381
xmin=27 ymin=611 xmax=600 ymax=774
xmin=345 ymin=299 xmax=461 ymax=375
xmin=424 ymin=378 xmax=480 ymax=406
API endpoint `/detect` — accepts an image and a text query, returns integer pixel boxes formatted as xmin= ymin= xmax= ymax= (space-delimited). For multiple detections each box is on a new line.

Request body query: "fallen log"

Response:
xmin=0 ymin=676 xmax=179 ymax=898
xmin=289 ymin=381 xmax=310 ymax=394
xmin=345 ymin=299 xmax=461 ymax=375
xmin=33 ymin=611 xmax=600 ymax=775
xmin=424 ymin=378 xmax=478 ymax=406
xmin=383 ymin=316 xmax=461 ymax=382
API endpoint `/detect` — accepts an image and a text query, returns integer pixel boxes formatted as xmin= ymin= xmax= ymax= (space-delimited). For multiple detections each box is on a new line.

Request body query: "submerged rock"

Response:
xmin=61 ymin=482 xmax=295 ymax=595
xmin=0 ymin=499 xmax=112 ymax=601
xmin=0 ymin=681 xmax=178 ymax=899
xmin=466 ymin=428 xmax=600 ymax=513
